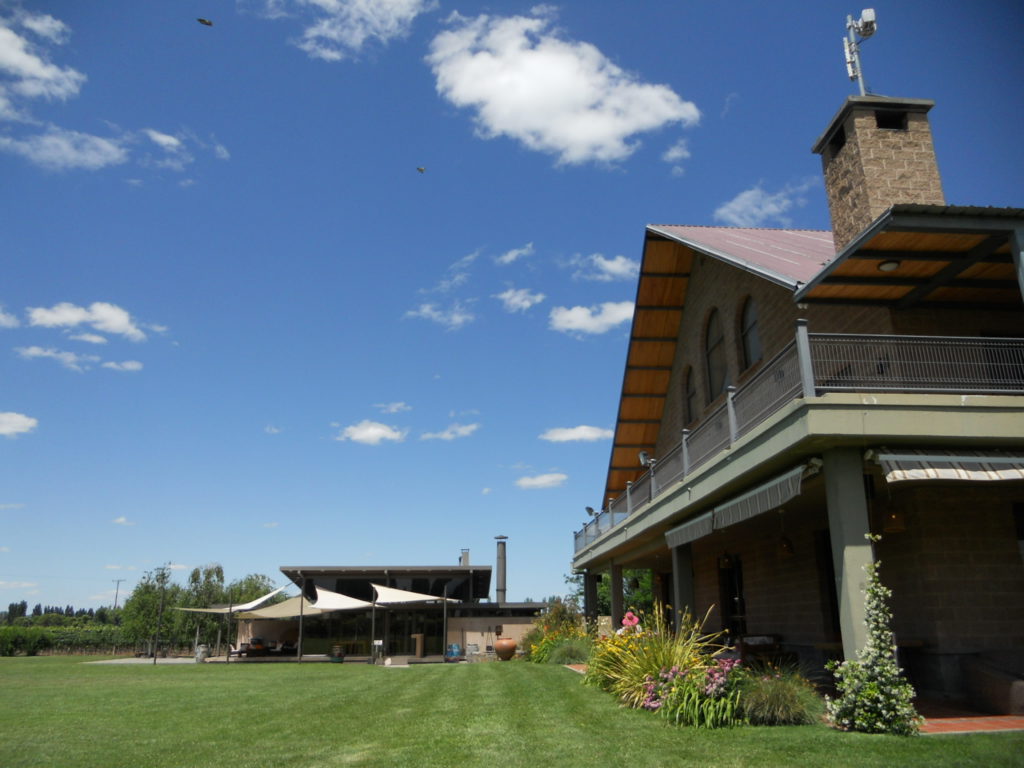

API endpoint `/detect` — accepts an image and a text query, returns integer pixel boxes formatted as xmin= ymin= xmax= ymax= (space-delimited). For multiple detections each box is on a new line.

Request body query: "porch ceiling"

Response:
xmin=795 ymin=205 xmax=1024 ymax=309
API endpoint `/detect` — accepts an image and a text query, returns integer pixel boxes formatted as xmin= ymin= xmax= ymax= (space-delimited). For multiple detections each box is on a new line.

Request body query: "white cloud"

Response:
xmin=336 ymin=419 xmax=408 ymax=445
xmin=142 ymin=128 xmax=193 ymax=171
xmin=290 ymin=0 xmax=438 ymax=62
xmin=0 ymin=13 xmax=84 ymax=101
xmin=0 ymin=503 xmax=25 ymax=510
xmin=572 ymin=253 xmax=639 ymax=282
xmin=427 ymin=11 xmax=699 ymax=165
xmin=264 ymin=425 xmax=282 ymax=434
xmin=713 ymin=178 xmax=819 ymax=228
xmin=0 ymin=305 xmax=19 ymax=328
xmin=101 ymin=360 xmax=143 ymax=372
xmin=375 ymin=401 xmax=411 ymax=414
xmin=662 ymin=138 xmax=691 ymax=176
xmin=168 ymin=563 xmax=187 ymax=571
xmin=549 ymin=301 xmax=633 ymax=335
xmin=539 ymin=425 xmax=613 ymax=442
xmin=495 ymin=242 xmax=534 ymax=265
xmin=111 ymin=516 xmax=134 ymax=526
xmin=0 ymin=580 xmax=37 ymax=589
xmin=262 ymin=522 xmax=279 ymax=528
xmin=405 ymin=301 xmax=475 ymax=330
xmin=421 ymin=422 xmax=479 ymax=441
xmin=493 ymin=287 xmax=545 ymax=313
xmin=0 ymin=546 xmax=9 ymax=553
xmin=27 ymin=301 xmax=146 ymax=341
xmin=0 ymin=127 xmax=127 ymax=170
xmin=481 ymin=487 xmax=491 ymax=495
xmin=0 ymin=412 xmax=37 ymax=438
xmin=17 ymin=345 xmax=100 ymax=372
xmin=70 ymin=333 xmax=106 ymax=344
xmin=516 ymin=472 xmax=567 ymax=489
xmin=104 ymin=564 xmax=136 ymax=571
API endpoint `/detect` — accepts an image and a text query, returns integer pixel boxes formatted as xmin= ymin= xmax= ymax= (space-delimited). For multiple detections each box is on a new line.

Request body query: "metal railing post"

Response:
xmin=796 ymin=318 xmax=817 ymax=398
xmin=625 ymin=481 xmax=633 ymax=515
xmin=648 ymin=459 xmax=657 ymax=501
xmin=726 ymin=386 xmax=738 ymax=445
xmin=681 ymin=428 xmax=691 ymax=478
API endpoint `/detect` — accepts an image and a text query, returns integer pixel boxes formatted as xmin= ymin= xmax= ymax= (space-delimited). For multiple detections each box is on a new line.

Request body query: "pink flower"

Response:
xmin=622 ymin=611 xmax=639 ymax=627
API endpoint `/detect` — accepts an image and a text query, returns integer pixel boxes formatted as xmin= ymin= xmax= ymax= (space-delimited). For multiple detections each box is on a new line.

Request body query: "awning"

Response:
xmin=869 ymin=448 xmax=1024 ymax=483
xmin=713 ymin=463 xmax=816 ymax=530
xmin=371 ymin=583 xmax=459 ymax=605
xmin=236 ymin=587 xmax=372 ymax=619
xmin=665 ymin=512 xmax=713 ymax=548
xmin=174 ymin=585 xmax=287 ymax=614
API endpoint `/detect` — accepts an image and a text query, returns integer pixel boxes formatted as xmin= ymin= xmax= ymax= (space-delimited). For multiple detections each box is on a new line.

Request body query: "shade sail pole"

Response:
xmin=297 ymin=575 xmax=304 ymax=664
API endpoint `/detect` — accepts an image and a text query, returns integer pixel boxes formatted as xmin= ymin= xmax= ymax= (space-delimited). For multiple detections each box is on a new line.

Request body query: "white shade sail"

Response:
xmin=174 ymin=585 xmax=288 ymax=614
xmin=371 ymin=583 xmax=459 ymax=605
xmin=235 ymin=587 xmax=373 ymax=619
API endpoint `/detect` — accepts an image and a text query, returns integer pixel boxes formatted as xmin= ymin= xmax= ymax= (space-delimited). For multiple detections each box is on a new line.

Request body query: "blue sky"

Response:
xmin=2 ymin=0 xmax=1021 ymax=609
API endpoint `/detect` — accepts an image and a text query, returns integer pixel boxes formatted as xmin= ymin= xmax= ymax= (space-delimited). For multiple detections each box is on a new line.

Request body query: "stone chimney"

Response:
xmin=812 ymin=96 xmax=946 ymax=251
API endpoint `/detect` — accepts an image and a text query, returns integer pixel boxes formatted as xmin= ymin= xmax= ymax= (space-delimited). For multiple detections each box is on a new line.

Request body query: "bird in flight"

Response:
xmin=417 ymin=167 xmax=426 ymax=174
xmin=197 ymin=18 xmax=213 ymax=26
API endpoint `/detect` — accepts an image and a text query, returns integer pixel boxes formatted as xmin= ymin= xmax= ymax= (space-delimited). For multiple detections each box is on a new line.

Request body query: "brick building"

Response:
xmin=571 ymin=94 xmax=1024 ymax=712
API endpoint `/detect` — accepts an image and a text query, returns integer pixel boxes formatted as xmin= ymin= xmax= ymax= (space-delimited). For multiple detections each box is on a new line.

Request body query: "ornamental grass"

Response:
xmin=584 ymin=603 xmax=728 ymax=710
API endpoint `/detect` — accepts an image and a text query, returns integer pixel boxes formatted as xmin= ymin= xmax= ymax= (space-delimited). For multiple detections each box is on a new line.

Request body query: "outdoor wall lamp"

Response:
xmin=877 ymin=260 xmax=901 ymax=272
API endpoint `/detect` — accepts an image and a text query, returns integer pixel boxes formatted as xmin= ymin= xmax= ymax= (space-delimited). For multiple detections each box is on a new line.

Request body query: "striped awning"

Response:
xmin=713 ymin=464 xmax=811 ymax=530
xmin=665 ymin=512 xmax=713 ymax=548
xmin=869 ymin=449 xmax=1024 ymax=483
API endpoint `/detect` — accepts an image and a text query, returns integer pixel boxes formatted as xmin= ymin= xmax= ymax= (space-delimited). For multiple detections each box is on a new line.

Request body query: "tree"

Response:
xmin=564 ymin=569 xmax=654 ymax=616
xmin=121 ymin=567 xmax=182 ymax=654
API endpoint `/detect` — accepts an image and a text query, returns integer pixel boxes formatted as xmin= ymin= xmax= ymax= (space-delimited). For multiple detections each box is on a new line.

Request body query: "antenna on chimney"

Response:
xmin=843 ymin=9 xmax=877 ymax=96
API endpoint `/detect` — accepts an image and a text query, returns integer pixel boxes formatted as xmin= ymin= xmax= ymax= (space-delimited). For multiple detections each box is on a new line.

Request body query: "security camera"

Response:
xmin=857 ymin=8 xmax=876 ymax=37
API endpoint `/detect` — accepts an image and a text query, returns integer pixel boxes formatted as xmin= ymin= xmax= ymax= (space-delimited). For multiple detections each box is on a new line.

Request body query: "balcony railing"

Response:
xmin=574 ymin=325 xmax=1024 ymax=554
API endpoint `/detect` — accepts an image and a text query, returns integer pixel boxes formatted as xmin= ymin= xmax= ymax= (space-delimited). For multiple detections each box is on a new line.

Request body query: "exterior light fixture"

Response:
xmin=877 ymin=260 xmax=901 ymax=272
xmin=883 ymin=509 xmax=906 ymax=533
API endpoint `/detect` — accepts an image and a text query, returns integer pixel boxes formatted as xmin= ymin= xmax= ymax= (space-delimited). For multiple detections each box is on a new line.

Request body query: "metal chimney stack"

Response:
xmin=495 ymin=535 xmax=508 ymax=603
xmin=460 ymin=548 xmax=470 ymax=566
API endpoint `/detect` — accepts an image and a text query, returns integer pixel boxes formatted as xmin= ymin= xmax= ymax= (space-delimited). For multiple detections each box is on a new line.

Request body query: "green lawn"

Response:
xmin=2 ymin=657 xmax=1021 ymax=768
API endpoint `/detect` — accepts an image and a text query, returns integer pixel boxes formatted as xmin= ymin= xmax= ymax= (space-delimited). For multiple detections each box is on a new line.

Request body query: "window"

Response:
xmin=740 ymin=298 xmax=763 ymax=369
xmin=684 ymin=366 xmax=698 ymax=425
xmin=705 ymin=309 xmax=727 ymax=401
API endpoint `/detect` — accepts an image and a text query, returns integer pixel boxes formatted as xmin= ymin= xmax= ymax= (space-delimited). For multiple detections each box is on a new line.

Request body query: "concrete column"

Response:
xmin=671 ymin=544 xmax=695 ymax=633
xmin=582 ymin=572 xmax=600 ymax=621
xmin=610 ymin=564 xmax=624 ymax=629
xmin=823 ymin=447 xmax=874 ymax=660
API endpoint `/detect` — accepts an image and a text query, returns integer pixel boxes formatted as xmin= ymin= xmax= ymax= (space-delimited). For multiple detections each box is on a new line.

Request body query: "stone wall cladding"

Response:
xmin=821 ymin=107 xmax=945 ymax=251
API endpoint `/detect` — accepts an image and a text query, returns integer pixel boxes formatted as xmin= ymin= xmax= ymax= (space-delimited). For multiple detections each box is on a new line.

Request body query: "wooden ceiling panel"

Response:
xmin=623 ymin=368 xmax=672 ymax=395
xmin=925 ymin=286 xmax=1021 ymax=304
xmin=642 ymin=240 xmax=693 ymax=274
xmin=632 ymin=309 xmax=683 ymax=338
xmin=637 ymin=276 xmax=688 ymax=306
xmin=627 ymin=340 xmax=676 ymax=368
xmin=864 ymin=231 xmax=989 ymax=252
xmin=614 ymin=422 xmax=660 ymax=446
xmin=618 ymin=396 xmax=664 ymax=421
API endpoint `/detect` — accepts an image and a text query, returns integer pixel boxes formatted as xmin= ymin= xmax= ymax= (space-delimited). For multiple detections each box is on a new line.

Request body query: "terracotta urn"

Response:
xmin=493 ymin=637 xmax=516 ymax=661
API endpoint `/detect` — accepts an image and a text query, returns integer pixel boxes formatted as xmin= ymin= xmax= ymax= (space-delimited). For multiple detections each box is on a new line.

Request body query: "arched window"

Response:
xmin=705 ymin=309 xmax=727 ymax=401
xmin=684 ymin=366 xmax=698 ymax=425
xmin=740 ymin=298 xmax=763 ymax=369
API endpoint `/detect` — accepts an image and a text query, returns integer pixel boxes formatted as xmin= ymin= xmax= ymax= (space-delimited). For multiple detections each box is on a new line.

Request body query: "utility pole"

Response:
xmin=112 ymin=579 xmax=125 ymax=610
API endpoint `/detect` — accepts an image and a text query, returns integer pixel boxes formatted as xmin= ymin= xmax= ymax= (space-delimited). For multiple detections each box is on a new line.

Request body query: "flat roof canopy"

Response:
xmin=279 ymin=566 xmax=492 ymax=603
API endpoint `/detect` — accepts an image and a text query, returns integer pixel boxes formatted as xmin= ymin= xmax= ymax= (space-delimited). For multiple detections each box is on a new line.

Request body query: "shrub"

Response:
xmin=738 ymin=663 xmax=824 ymax=725
xmin=825 ymin=536 xmax=921 ymax=736
xmin=659 ymin=659 xmax=745 ymax=728
xmin=525 ymin=597 xmax=588 ymax=664
xmin=546 ymin=637 xmax=592 ymax=665
xmin=585 ymin=603 xmax=726 ymax=710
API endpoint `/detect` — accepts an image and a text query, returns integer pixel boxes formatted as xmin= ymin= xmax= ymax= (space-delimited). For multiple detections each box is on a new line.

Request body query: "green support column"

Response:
xmin=823 ymin=448 xmax=874 ymax=660
xmin=583 ymin=572 xmax=600 ymax=622
xmin=610 ymin=564 xmax=624 ymax=629
xmin=671 ymin=544 xmax=695 ymax=633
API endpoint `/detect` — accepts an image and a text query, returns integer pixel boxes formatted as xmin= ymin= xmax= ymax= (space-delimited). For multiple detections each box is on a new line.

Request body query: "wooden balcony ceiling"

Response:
xmin=797 ymin=205 xmax=1024 ymax=309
